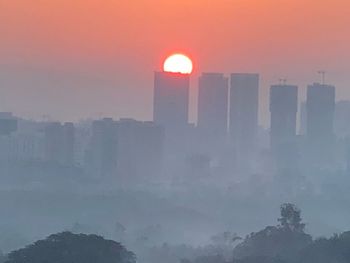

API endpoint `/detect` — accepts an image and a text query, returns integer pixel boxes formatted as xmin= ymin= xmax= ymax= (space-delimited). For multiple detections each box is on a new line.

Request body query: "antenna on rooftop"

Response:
xmin=317 ymin=70 xmax=326 ymax=85
xmin=279 ymin=78 xmax=287 ymax=85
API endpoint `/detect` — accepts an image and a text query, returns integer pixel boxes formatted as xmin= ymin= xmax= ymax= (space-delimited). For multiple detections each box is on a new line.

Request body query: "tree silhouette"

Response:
xmin=299 ymin=231 xmax=350 ymax=263
xmin=5 ymin=232 xmax=135 ymax=263
xmin=278 ymin=203 xmax=305 ymax=232
xmin=233 ymin=204 xmax=311 ymax=263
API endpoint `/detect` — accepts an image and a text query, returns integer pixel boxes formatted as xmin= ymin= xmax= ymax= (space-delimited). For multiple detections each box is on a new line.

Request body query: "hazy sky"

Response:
xmin=0 ymin=0 xmax=349 ymax=125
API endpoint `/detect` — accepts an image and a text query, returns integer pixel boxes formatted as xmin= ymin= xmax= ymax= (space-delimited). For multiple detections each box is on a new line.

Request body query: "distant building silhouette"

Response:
xmin=9 ymin=131 xmax=44 ymax=162
xmin=270 ymin=84 xmax=298 ymax=150
xmin=44 ymin=122 xmax=75 ymax=166
xmin=270 ymin=84 xmax=300 ymax=180
xmin=0 ymin=112 xmax=17 ymax=136
xmin=116 ymin=118 xmax=164 ymax=182
xmin=153 ymin=72 xmax=189 ymax=132
xmin=153 ymin=71 xmax=195 ymax=161
xmin=299 ymin=102 xmax=307 ymax=135
xmin=0 ymin=120 xmax=45 ymax=163
xmin=346 ymin=139 xmax=350 ymax=175
xmin=63 ymin=122 xmax=75 ymax=165
xmin=270 ymin=85 xmax=298 ymax=173
xmin=0 ymin=119 xmax=46 ymax=162
xmin=229 ymin=73 xmax=259 ymax=167
xmin=86 ymin=118 xmax=164 ymax=182
xmin=306 ymin=83 xmax=335 ymax=165
xmin=87 ymin=118 xmax=118 ymax=177
xmin=197 ymin=73 xmax=228 ymax=139
xmin=334 ymin=100 xmax=350 ymax=139
xmin=74 ymin=123 xmax=91 ymax=167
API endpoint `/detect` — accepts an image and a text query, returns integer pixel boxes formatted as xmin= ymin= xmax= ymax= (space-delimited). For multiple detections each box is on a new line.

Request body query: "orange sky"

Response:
xmin=0 ymin=0 xmax=349 ymax=124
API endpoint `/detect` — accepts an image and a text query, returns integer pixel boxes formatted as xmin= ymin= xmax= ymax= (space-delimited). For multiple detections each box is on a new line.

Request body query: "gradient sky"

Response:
xmin=0 ymin=0 xmax=349 ymax=125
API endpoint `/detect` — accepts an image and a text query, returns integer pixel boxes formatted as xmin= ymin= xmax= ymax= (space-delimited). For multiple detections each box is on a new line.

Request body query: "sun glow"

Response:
xmin=163 ymin=54 xmax=193 ymax=74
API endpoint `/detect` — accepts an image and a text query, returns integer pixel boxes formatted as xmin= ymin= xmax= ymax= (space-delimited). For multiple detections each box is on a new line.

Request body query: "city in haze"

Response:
xmin=1 ymin=0 xmax=349 ymax=125
xmin=0 ymin=1 xmax=350 ymax=263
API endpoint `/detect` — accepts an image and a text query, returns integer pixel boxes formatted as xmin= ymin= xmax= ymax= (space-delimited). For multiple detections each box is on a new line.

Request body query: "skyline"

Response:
xmin=2 ymin=2 xmax=350 ymax=261
xmin=0 ymin=0 xmax=349 ymax=125
xmin=0 ymin=66 xmax=344 ymax=128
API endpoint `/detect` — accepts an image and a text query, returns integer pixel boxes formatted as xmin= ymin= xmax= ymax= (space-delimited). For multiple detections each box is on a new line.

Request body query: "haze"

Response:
xmin=1 ymin=0 xmax=349 ymax=124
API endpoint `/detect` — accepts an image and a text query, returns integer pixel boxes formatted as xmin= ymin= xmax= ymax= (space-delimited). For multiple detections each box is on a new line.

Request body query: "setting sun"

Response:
xmin=163 ymin=54 xmax=193 ymax=74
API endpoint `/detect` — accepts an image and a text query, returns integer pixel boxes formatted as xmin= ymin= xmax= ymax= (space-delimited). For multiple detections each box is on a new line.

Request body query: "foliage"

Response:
xmin=5 ymin=232 xmax=135 ymax=263
xmin=298 ymin=231 xmax=350 ymax=263
xmin=233 ymin=204 xmax=311 ymax=263
xmin=5 ymin=204 xmax=350 ymax=263
xmin=278 ymin=203 xmax=305 ymax=232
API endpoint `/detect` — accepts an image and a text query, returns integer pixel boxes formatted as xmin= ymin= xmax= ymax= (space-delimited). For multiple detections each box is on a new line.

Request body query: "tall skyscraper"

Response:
xmin=197 ymin=73 xmax=228 ymax=139
xmin=270 ymin=85 xmax=298 ymax=150
xmin=306 ymin=83 xmax=336 ymax=164
xmin=229 ymin=73 xmax=259 ymax=160
xmin=334 ymin=100 xmax=350 ymax=139
xmin=153 ymin=71 xmax=189 ymax=132
xmin=307 ymin=83 xmax=335 ymax=140
xmin=299 ymin=102 xmax=307 ymax=135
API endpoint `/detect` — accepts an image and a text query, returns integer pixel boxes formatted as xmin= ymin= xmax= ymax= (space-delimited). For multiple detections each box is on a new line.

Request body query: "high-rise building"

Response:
xmin=0 ymin=112 xmax=17 ymax=136
xmin=44 ymin=122 xmax=75 ymax=166
xmin=86 ymin=118 xmax=118 ymax=177
xmin=299 ymin=102 xmax=307 ymax=135
xmin=8 ymin=132 xmax=45 ymax=162
xmin=307 ymin=83 xmax=335 ymax=140
xmin=0 ymin=119 xmax=46 ymax=162
xmin=63 ymin=122 xmax=75 ymax=166
xmin=153 ymin=71 xmax=189 ymax=132
xmin=86 ymin=118 xmax=164 ymax=181
xmin=334 ymin=100 xmax=350 ymax=139
xmin=270 ymin=84 xmax=299 ymax=174
xmin=116 ymin=119 xmax=164 ymax=181
xmin=306 ymin=83 xmax=335 ymax=164
xmin=270 ymin=85 xmax=298 ymax=150
xmin=229 ymin=73 xmax=259 ymax=162
xmin=197 ymin=73 xmax=228 ymax=138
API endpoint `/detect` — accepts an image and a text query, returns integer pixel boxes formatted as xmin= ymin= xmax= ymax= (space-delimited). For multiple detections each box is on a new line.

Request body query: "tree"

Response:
xmin=299 ymin=231 xmax=350 ymax=263
xmin=5 ymin=232 xmax=136 ymax=263
xmin=278 ymin=203 xmax=305 ymax=232
xmin=233 ymin=204 xmax=311 ymax=263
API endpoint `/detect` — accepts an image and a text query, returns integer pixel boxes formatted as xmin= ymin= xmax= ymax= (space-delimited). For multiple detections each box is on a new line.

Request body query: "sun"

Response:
xmin=163 ymin=54 xmax=193 ymax=74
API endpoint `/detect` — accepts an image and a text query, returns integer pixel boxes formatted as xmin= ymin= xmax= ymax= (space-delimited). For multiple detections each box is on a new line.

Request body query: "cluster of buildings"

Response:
xmin=153 ymin=70 xmax=349 ymax=182
xmin=0 ymin=117 xmax=75 ymax=166
xmin=1 ymin=69 xmax=350 ymax=186
xmin=0 ymin=116 xmax=163 ymax=184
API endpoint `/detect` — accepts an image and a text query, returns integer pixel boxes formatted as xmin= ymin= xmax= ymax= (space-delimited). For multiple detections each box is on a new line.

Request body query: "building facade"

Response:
xmin=270 ymin=84 xmax=298 ymax=150
xmin=229 ymin=73 xmax=259 ymax=167
xmin=306 ymin=83 xmax=336 ymax=165
xmin=197 ymin=73 xmax=228 ymax=138
xmin=153 ymin=71 xmax=190 ymax=132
